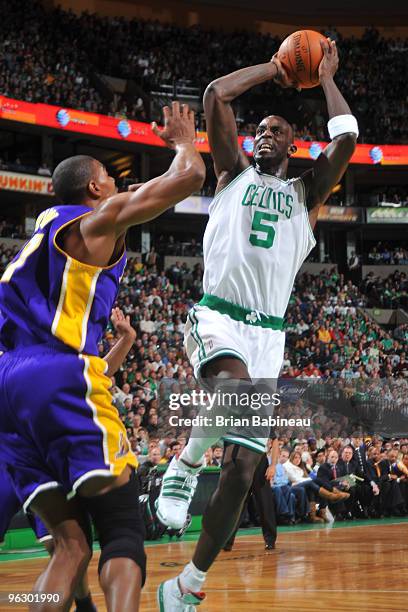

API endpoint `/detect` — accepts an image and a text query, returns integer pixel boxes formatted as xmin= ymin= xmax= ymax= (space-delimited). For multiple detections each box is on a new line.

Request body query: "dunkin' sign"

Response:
xmin=0 ymin=171 xmax=54 ymax=195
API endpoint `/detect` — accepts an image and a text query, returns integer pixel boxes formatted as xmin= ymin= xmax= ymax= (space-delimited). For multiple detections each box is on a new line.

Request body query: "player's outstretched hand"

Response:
xmin=318 ymin=37 xmax=339 ymax=81
xmin=111 ymin=307 xmax=136 ymax=340
xmin=271 ymin=54 xmax=301 ymax=91
xmin=265 ymin=464 xmax=276 ymax=482
xmin=151 ymin=101 xmax=196 ymax=149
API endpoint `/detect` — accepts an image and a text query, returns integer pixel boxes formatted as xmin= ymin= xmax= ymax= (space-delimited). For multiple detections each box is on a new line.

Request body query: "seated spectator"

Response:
xmin=311 ymin=448 xmax=327 ymax=474
xmin=300 ymin=362 xmax=322 ymax=379
xmin=283 ymin=450 xmax=347 ymax=522
xmin=211 ymin=445 xmax=223 ymax=467
xmin=378 ymin=448 xmax=407 ymax=516
xmin=168 ymin=440 xmax=182 ymax=461
xmin=317 ymin=323 xmax=332 ymax=344
xmin=37 ymin=160 xmax=52 ymax=176
xmin=202 ymin=448 xmax=213 ymax=466
xmin=138 ymin=446 xmax=163 ymax=485
xmin=396 ymin=452 xmax=408 ymax=512
xmin=271 ymin=449 xmax=297 ymax=524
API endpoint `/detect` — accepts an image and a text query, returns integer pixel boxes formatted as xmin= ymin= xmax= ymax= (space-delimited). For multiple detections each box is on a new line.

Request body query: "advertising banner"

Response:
xmin=367 ymin=207 xmax=408 ymax=224
xmin=1 ymin=96 xmax=408 ymax=165
xmin=317 ymin=206 xmax=362 ymax=223
xmin=0 ymin=170 xmax=53 ymax=195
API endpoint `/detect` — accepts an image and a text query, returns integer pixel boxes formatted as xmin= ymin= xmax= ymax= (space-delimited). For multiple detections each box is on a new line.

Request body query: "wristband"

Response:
xmin=328 ymin=114 xmax=359 ymax=140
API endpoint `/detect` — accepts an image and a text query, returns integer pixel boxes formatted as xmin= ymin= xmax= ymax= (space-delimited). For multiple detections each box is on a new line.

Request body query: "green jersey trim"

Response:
xmin=199 ymin=294 xmax=284 ymax=330
xmin=197 ymin=348 xmax=248 ymax=372
xmin=188 ymin=308 xmax=206 ymax=361
xmin=299 ymin=176 xmax=317 ymax=249
xmin=256 ymin=170 xmax=291 ymax=184
xmin=212 ymin=165 xmax=253 ymax=204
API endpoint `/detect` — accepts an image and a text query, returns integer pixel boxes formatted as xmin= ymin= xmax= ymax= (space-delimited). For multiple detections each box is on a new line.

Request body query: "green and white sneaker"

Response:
xmin=156 ymin=457 xmax=202 ymax=530
xmin=157 ymin=577 xmax=205 ymax=611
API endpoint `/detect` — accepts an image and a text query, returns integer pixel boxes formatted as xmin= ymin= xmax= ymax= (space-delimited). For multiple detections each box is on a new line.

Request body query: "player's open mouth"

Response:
xmin=258 ymin=143 xmax=273 ymax=152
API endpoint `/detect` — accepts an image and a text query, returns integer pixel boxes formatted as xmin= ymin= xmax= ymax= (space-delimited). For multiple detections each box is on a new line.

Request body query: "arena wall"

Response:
xmin=364 ymin=308 xmax=408 ymax=326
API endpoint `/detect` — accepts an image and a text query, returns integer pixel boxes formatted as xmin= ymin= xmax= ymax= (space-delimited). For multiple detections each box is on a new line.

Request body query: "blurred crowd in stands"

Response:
xmin=156 ymin=236 xmax=203 ymax=258
xmin=0 ymin=157 xmax=52 ymax=176
xmin=1 ymin=240 xmax=408 ymax=526
xmin=371 ymin=187 xmax=408 ymax=207
xmin=283 ymin=269 xmax=408 ymax=381
xmin=0 ymin=220 xmax=25 ymax=240
xmin=366 ymin=243 xmax=408 ymax=265
xmin=363 ymin=270 xmax=408 ymax=309
xmin=1 ymin=0 xmax=407 ymax=143
xmin=0 ymin=0 xmax=104 ymax=113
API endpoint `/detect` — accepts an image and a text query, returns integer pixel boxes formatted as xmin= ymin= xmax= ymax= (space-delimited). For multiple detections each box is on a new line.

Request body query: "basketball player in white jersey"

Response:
xmin=157 ymin=38 xmax=358 ymax=609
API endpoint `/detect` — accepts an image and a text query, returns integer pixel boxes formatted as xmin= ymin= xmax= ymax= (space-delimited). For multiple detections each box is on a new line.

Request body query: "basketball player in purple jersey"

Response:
xmin=0 ymin=307 xmax=137 ymax=612
xmin=0 ymin=102 xmax=205 ymax=611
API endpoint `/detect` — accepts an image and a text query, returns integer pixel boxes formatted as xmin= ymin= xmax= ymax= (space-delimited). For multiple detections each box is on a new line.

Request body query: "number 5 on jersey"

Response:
xmin=249 ymin=211 xmax=278 ymax=249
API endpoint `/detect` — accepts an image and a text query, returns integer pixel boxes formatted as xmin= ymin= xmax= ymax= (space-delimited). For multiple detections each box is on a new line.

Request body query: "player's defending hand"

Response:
xmin=151 ymin=101 xmax=196 ymax=149
xmin=111 ymin=307 xmax=136 ymax=341
xmin=318 ymin=38 xmax=339 ymax=82
xmin=265 ymin=464 xmax=276 ymax=482
xmin=270 ymin=54 xmax=301 ymax=91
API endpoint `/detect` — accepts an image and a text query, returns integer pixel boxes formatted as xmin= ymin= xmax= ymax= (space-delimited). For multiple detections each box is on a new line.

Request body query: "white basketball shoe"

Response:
xmin=157 ymin=577 xmax=205 ymax=612
xmin=156 ymin=457 xmax=202 ymax=530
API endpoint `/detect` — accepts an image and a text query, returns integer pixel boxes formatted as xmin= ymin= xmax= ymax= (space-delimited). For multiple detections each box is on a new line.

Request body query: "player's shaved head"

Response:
xmin=253 ymin=114 xmax=296 ymax=175
xmin=52 ymin=155 xmax=100 ymax=204
xmin=262 ymin=115 xmax=294 ymax=142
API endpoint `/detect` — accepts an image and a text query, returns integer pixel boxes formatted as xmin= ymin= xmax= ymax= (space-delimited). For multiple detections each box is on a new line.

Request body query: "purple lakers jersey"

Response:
xmin=0 ymin=205 xmax=126 ymax=354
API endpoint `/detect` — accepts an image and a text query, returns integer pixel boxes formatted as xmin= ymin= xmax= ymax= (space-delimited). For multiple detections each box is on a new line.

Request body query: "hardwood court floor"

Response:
xmin=1 ymin=521 xmax=408 ymax=611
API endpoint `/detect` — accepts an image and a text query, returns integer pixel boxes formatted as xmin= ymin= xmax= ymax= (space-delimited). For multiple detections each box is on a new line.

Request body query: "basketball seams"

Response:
xmin=287 ymin=37 xmax=297 ymax=83
xmin=304 ymin=30 xmax=312 ymax=86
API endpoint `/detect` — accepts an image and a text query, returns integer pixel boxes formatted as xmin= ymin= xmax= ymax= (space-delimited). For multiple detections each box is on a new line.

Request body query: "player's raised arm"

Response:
xmin=104 ymin=308 xmax=136 ymax=377
xmin=204 ymin=60 xmax=292 ymax=187
xmin=82 ymin=101 xmax=205 ymax=238
xmin=300 ymin=39 xmax=358 ymax=228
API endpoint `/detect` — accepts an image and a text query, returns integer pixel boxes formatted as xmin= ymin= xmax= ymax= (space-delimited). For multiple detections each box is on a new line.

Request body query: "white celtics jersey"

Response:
xmin=203 ymin=165 xmax=316 ymax=317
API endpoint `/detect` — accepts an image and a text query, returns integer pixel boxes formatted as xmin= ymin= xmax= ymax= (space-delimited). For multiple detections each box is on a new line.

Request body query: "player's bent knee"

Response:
xmin=49 ymin=511 xmax=94 ymax=557
xmin=98 ymin=532 xmax=146 ymax=585
xmin=80 ymin=470 xmax=146 ymax=586
xmin=53 ymin=532 xmax=92 ymax=570
xmin=221 ymin=446 xmax=261 ymax=491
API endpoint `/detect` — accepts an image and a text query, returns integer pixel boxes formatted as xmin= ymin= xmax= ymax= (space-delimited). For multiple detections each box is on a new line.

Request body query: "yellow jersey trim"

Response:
xmin=80 ymin=355 xmax=138 ymax=472
xmin=52 ymin=210 xmax=126 ymax=272
xmin=52 ymin=258 xmax=101 ymax=351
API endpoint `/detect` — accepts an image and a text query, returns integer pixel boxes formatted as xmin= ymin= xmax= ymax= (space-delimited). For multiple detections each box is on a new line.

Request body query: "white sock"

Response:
xmin=180 ymin=437 xmax=218 ymax=467
xmin=179 ymin=377 xmax=245 ymax=466
xmin=179 ymin=561 xmax=207 ymax=593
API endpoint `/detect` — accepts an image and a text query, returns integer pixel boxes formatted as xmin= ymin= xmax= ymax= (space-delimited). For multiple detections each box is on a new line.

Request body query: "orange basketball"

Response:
xmin=277 ymin=30 xmax=327 ymax=88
